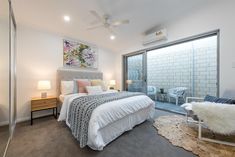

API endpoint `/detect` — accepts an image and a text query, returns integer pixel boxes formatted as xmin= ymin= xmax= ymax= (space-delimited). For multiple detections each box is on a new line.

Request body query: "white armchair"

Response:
xmin=147 ymin=86 xmax=157 ymax=100
xmin=183 ymin=95 xmax=235 ymax=146
xmin=168 ymin=87 xmax=187 ymax=105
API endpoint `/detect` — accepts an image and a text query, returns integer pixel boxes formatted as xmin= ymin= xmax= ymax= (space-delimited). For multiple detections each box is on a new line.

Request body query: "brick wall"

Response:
xmin=147 ymin=36 xmax=217 ymax=97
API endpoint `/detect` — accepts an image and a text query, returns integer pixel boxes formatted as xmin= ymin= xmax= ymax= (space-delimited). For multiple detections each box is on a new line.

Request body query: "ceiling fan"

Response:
xmin=87 ymin=10 xmax=130 ymax=34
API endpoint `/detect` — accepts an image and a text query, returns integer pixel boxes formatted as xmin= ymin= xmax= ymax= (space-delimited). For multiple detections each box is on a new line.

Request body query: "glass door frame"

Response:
xmin=123 ymin=29 xmax=220 ymax=97
xmin=122 ymin=51 xmax=147 ymax=93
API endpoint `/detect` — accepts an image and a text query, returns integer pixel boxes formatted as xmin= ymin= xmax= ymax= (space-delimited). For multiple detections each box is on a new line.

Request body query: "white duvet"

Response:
xmin=58 ymin=91 xmax=155 ymax=150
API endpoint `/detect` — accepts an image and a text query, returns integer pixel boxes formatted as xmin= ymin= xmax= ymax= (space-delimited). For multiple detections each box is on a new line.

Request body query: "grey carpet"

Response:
xmin=0 ymin=125 xmax=9 ymax=156
xmin=6 ymin=110 xmax=196 ymax=157
xmin=155 ymin=101 xmax=186 ymax=115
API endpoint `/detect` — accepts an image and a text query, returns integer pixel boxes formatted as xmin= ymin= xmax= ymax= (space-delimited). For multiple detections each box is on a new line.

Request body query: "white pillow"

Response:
xmin=86 ymin=86 xmax=103 ymax=95
xmin=61 ymin=81 xmax=74 ymax=95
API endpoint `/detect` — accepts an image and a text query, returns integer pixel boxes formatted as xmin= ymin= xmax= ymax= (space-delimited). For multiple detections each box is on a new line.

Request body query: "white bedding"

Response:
xmin=59 ymin=90 xmax=118 ymax=103
xmin=58 ymin=92 xmax=155 ymax=150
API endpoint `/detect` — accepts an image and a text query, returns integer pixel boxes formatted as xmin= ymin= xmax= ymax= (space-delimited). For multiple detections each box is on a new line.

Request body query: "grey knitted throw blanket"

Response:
xmin=68 ymin=91 xmax=143 ymax=148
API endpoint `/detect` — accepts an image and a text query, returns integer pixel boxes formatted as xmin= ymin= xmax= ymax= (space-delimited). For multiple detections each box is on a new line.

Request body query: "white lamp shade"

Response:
xmin=109 ymin=80 xmax=116 ymax=86
xmin=37 ymin=80 xmax=51 ymax=90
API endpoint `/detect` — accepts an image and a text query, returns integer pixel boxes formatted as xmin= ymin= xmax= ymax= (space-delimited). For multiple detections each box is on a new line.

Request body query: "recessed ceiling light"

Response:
xmin=63 ymin=15 xmax=70 ymax=22
xmin=110 ymin=35 xmax=116 ymax=40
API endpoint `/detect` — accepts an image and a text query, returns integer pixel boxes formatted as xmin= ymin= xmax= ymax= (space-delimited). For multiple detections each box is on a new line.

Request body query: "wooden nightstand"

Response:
xmin=31 ymin=96 xmax=57 ymax=125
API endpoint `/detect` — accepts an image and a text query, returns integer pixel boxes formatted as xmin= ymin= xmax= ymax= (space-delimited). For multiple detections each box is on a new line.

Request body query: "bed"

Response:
xmin=57 ymin=69 xmax=155 ymax=150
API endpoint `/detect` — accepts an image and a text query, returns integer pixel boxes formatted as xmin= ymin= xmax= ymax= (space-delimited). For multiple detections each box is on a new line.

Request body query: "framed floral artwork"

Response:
xmin=63 ymin=39 xmax=98 ymax=68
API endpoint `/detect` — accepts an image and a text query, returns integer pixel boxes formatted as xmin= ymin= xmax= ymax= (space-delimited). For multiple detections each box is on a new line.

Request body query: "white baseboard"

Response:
xmin=0 ymin=112 xmax=55 ymax=126
xmin=0 ymin=121 xmax=9 ymax=127
xmin=17 ymin=113 xmax=54 ymax=123
xmin=16 ymin=116 xmax=30 ymax=123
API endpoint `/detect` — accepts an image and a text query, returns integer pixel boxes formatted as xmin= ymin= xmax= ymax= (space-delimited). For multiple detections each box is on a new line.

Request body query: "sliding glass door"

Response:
xmin=123 ymin=52 xmax=147 ymax=93
xmin=123 ymin=31 xmax=219 ymax=106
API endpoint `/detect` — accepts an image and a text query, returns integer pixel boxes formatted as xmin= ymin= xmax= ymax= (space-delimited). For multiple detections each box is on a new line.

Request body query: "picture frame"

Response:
xmin=63 ymin=39 xmax=98 ymax=69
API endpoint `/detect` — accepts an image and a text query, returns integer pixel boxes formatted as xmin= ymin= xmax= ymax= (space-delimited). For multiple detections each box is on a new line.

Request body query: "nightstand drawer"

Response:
xmin=32 ymin=99 xmax=56 ymax=105
xmin=31 ymin=103 xmax=56 ymax=111
xmin=31 ymin=98 xmax=57 ymax=111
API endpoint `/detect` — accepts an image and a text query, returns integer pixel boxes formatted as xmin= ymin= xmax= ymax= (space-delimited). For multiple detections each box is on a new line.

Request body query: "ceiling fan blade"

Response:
xmin=90 ymin=10 xmax=104 ymax=22
xmin=89 ymin=20 xmax=101 ymax=25
xmin=111 ymin=19 xmax=129 ymax=26
xmin=87 ymin=24 xmax=104 ymax=30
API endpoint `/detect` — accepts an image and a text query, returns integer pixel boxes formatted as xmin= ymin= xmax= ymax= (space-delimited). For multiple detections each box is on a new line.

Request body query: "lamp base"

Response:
xmin=41 ymin=92 xmax=47 ymax=98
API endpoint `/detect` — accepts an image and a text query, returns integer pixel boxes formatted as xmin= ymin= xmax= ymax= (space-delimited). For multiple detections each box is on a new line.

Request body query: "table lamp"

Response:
xmin=126 ymin=80 xmax=133 ymax=85
xmin=109 ymin=80 xmax=116 ymax=89
xmin=37 ymin=80 xmax=51 ymax=98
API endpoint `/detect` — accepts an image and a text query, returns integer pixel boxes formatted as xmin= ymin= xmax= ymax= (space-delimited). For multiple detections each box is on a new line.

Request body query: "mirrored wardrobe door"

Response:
xmin=0 ymin=0 xmax=10 ymax=156
xmin=9 ymin=1 xmax=17 ymax=135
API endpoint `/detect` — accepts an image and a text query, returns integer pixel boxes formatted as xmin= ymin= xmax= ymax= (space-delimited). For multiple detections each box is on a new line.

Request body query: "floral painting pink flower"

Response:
xmin=63 ymin=39 xmax=98 ymax=68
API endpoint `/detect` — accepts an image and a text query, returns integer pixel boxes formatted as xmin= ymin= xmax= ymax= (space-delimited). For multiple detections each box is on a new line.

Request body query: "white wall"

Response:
xmin=16 ymin=26 xmax=118 ymax=122
xmin=0 ymin=20 xmax=9 ymax=125
xmin=118 ymin=1 xmax=235 ymax=98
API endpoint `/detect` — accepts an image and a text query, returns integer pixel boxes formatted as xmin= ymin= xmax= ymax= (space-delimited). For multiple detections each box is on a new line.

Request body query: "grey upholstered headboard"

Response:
xmin=56 ymin=68 xmax=103 ymax=97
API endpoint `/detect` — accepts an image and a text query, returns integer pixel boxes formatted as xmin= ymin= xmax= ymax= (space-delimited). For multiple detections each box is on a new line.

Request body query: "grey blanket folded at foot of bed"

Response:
xmin=68 ymin=91 xmax=144 ymax=148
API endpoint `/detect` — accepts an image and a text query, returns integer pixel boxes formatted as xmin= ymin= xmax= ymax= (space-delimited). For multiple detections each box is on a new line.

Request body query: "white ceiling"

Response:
xmin=11 ymin=0 xmax=216 ymax=52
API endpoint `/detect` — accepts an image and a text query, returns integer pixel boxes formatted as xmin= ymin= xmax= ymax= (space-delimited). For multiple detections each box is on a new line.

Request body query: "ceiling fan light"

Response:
xmin=110 ymin=35 xmax=116 ymax=40
xmin=63 ymin=15 xmax=70 ymax=22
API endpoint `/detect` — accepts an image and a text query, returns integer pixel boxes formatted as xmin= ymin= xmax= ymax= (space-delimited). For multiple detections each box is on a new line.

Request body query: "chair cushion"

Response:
xmin=204 ymin=95 xmax=218 ymax=102
xmin=216 ymin=98 xmax=235 ymax=104
xmin=170 ymin=87 xmax=187 ymax=96
xmin=204 ymin=95 xmax=235 ymax=104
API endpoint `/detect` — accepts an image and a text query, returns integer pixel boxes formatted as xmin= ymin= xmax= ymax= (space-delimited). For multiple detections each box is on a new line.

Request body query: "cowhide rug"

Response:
xmin=153 ymin=115 xmax=235 ymax=157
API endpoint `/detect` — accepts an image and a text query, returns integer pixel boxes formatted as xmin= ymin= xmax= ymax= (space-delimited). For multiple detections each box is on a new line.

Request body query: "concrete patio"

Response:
xmin=155 ymin=101 xmax=186 ymax=115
